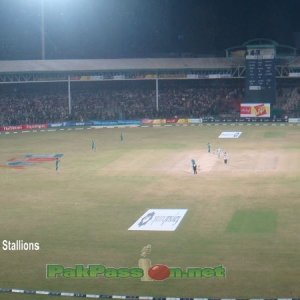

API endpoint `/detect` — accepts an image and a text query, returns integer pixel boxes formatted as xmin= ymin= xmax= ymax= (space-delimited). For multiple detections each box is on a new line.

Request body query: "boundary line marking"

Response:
xmin=0 ymin=123 xmax=299 ymax=136
xmin=0 ymin=288 xmax=296 ymax=300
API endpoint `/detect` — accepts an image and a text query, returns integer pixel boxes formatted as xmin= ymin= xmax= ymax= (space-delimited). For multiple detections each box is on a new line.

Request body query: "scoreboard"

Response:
xmin=245 ymin=47 xmax=276 ymax=104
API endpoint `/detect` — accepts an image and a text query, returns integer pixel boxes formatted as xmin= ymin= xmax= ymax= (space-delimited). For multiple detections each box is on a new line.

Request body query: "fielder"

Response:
xmin=55 ymin=157 xmax=60 ymax=171
xmin=223 ymin=151 xmax=228 ymax=165
xmin=192 ymin=163 xmax=198 ymax=174
xmin=91 ymin=139 xmax=96 ymax=151
xmin=207 ymin=142 xmax=211 ymax=153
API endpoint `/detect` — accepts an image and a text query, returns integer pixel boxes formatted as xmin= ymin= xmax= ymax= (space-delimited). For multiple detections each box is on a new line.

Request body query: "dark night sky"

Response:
xmin=0 ymin=0 xmax=300 ymax=60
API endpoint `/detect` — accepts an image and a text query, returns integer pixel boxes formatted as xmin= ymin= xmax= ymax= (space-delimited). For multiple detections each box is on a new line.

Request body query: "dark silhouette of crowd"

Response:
xmin=0 ymin=83 xmax=69 ymax=125
xmin=276 ymin=86 xmax=300 ymax=117
xmin=0 ymin=80 xmax=299 ymax=126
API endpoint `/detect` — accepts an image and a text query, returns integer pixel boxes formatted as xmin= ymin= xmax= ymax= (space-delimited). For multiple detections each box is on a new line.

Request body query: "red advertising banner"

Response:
xmin=240 ymin=106 xmax=251 ymax=115
xmin=0 ymin=124 xmax=48 ymax=132
xmin=0 ymin=125 xmax=22 ymax=132
xmin=240 ymin=103 xmax=270 ymax=118
xmin=141 ymin=119 xmax=154 ymax=125
xmin=166 ymin=118 xmax=178 ymax=124
xmin=253 ymin=104 xmax=267 ymax=117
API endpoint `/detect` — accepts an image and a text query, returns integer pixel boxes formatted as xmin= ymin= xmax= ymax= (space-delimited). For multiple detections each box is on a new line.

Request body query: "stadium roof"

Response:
xmin=0 ymin=57 xmax=244 ymax=74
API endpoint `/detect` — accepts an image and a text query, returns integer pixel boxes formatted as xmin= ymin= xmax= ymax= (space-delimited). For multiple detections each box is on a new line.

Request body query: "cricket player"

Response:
xmin=55 ymin=157 xmax=60 ymax=171
xmin=120 ymin=132 xmax=124 ymax=142
xmin=217 ymin=147 xmax=222 ymax=159
xmin=207 ymin=142 xmax=211 ymax=153
xmin=192 ymin=163 xmax=197 ymax=174
xmin=223 ymin=152 xmax=228 ymax=164
xmin=191 ymin=159 xmax=197 ymax=174
xmin=91 ymin=139 xmax=96 ymax=151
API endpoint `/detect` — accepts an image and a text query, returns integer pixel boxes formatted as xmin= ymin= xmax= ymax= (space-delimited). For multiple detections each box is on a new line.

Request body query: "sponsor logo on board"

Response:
xmin=128 ymin=209 xmax=188 ymax=231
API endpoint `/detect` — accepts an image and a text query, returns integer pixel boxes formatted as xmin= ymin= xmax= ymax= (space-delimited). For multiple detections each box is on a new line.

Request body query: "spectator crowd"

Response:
xmin=0 ymin=80 xmax=299 ymax=126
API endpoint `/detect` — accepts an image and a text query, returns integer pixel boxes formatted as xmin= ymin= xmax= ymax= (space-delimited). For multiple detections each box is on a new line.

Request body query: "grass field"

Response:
xmin=0 ymin=124 xmax=300 ymax=299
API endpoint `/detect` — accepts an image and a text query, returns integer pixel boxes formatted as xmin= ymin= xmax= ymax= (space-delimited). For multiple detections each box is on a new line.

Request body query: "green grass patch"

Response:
xmin=264 ymin=131 xmax=286 ymax=138
xmin=226 ymin=209 xmax=277 ymax=233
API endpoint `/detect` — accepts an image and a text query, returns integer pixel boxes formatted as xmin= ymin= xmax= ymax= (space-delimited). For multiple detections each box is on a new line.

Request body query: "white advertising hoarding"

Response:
xmin=128 ymin=209 xmax=188 ymax=231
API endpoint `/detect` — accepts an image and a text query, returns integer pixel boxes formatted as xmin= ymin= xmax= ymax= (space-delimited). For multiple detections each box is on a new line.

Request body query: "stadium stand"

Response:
xmin=0 ymin=55 xmax=300 ymax=126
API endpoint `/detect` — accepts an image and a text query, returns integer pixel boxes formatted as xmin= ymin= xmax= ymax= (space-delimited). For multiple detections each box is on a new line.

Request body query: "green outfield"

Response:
xmin=0 ymin=124 xmax=300 ymax=299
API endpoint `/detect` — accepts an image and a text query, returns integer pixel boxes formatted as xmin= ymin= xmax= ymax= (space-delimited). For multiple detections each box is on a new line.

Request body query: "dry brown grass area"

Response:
xmin=100 ymin=148 xmax=293 ymax=177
